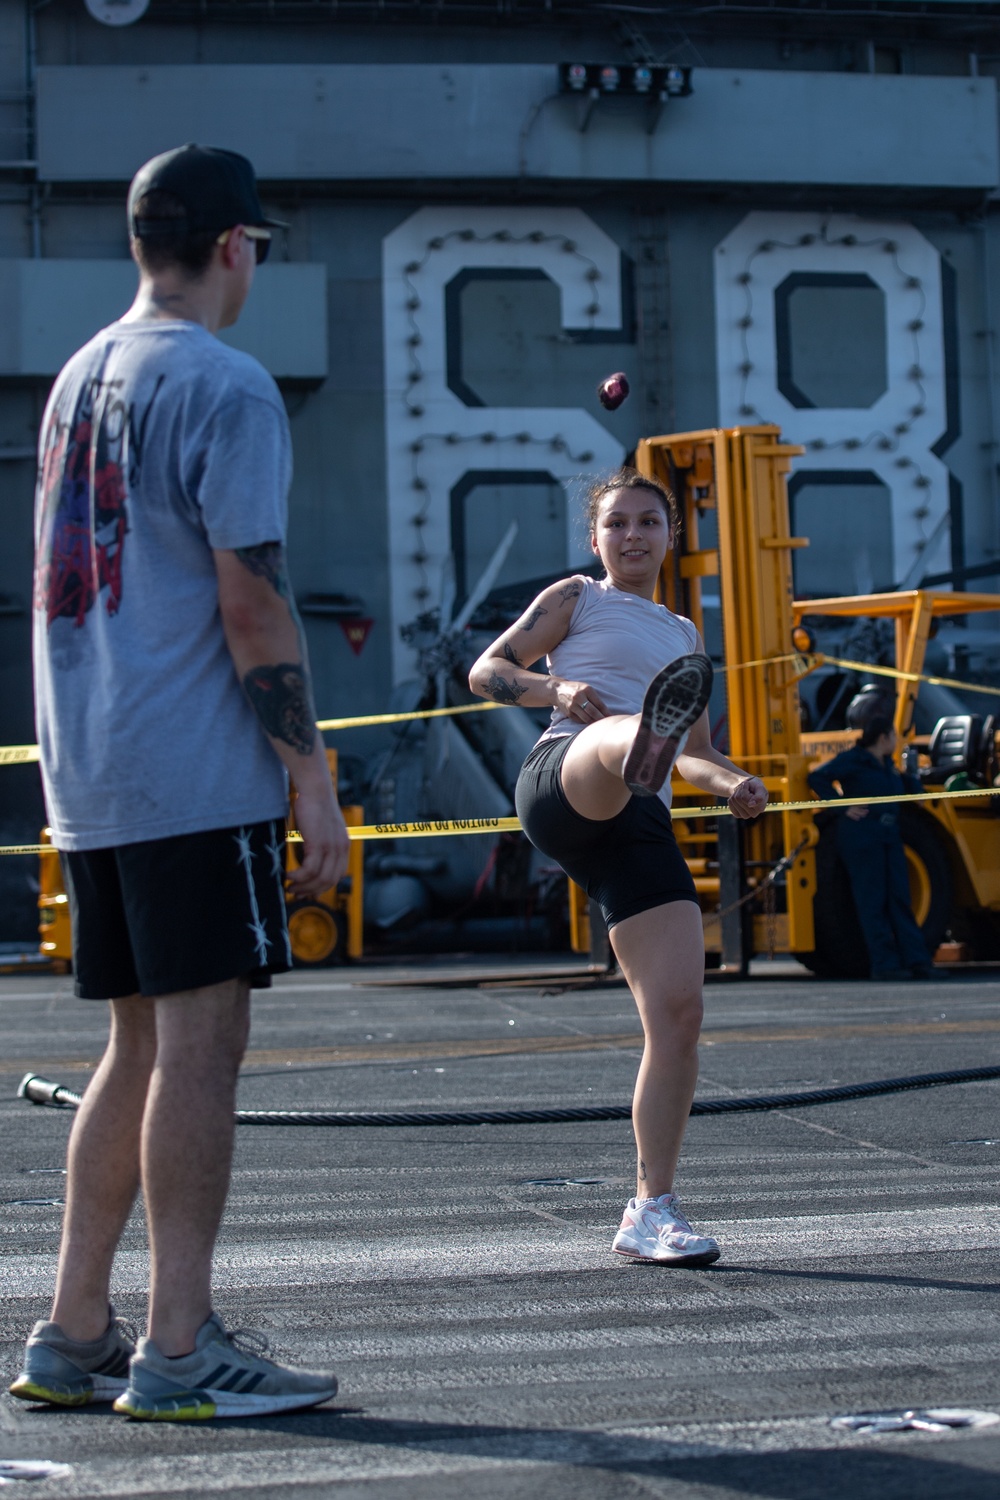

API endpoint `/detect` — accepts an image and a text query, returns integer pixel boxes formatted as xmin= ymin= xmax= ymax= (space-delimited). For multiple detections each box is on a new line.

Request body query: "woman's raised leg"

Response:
xmin=559 ymin=653 xmax=715 ymax=819
xmin=558 ymin=715 xmax=637 ymax=821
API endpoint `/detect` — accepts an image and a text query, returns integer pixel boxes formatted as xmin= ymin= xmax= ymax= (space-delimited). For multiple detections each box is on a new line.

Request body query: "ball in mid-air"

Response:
xmin=598 ymin=371 xmax=630 ymax=411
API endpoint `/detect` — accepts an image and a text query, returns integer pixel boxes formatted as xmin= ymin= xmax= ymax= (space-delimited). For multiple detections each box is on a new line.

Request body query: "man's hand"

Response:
xmin=289 ymin=785 xmax=350 ymax=899
xmin=728 ymin=776 xmax=768 ymax=820
xmin=844 ymin=805 xmax=869 ymax=822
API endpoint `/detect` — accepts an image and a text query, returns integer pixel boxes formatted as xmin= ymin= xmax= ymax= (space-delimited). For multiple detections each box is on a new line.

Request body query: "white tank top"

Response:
xmin=537 ymin=576 xmax=700 ymax=809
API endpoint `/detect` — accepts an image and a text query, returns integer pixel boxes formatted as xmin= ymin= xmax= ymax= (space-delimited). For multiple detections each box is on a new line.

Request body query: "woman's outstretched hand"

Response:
xmin=728 ymin=776 xmax=768 ymax=820
xmin=554 ymin=679 xmax=610 ymax=725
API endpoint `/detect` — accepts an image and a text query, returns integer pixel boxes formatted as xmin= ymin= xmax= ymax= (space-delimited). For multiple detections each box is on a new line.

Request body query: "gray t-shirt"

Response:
xmin=33 ymin=319 xmax=292 ymax=850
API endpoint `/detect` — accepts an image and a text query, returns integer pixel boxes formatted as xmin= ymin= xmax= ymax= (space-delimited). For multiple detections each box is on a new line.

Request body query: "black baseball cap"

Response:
xmin=127 ymin=143 xmax=286 ymax=238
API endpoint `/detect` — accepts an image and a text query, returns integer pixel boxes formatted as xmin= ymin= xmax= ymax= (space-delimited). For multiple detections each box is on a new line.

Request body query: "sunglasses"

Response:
xmin=216 ymin=225 xmax=272 ymax=265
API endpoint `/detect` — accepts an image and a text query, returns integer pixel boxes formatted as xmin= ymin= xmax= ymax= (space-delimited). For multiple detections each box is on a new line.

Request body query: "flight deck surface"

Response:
xmin=2 ymin=959 xmax=998 ymax=1498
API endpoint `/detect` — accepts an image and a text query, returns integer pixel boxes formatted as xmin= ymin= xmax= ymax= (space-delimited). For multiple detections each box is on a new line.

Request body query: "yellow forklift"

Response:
xmin=571 ymin=425 xmax=1000 ymax=975
xmin=38 ymin=748 xmax=364 ymax=970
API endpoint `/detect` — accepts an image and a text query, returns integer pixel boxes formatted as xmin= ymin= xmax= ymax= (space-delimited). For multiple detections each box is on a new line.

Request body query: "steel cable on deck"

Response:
xmin=17 ymin=1064 xmax=1000 ymax=1128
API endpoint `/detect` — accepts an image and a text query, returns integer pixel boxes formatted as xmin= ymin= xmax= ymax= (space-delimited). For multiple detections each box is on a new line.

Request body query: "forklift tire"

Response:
xmin=899 ymin=808 xmax=952 ymax=955
xmin=287 ymin=901 xmax=348 ymax=968
xmin=798 ymin=812 xmax=952 ymax=978
xmin=964 ymin=910 xmax=1000 ymax=961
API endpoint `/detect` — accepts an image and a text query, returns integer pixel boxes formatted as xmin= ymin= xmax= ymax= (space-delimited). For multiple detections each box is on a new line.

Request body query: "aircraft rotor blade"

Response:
xmin=451 ymin=520 xmax=519 ymax=636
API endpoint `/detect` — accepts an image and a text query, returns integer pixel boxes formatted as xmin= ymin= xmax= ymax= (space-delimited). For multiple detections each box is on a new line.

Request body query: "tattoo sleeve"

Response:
xmin=234 ymin=542 xmax=290 ymax=601
xmin=503 ymin=641 xmax=525 ymax=668
xmin=242 ymin=662 xmax=317 ymax=754
xmin=486 ymin=669 xmax=527 ymax=705
xmin=520 ymin=605 xmax=547 ymax=632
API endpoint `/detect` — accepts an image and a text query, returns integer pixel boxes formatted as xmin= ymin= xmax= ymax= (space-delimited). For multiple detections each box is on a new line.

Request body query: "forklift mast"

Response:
xmin=635 ymin=426 xmax=818 ymax=964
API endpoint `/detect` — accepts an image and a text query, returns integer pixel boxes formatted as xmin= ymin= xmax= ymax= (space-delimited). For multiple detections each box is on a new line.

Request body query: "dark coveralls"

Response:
xmin=808 ymin=747 xmax=930 ymax=977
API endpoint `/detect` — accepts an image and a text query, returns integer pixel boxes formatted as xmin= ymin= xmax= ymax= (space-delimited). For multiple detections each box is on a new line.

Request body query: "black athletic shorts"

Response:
xmin=61 ymin=819 xmax=293 ymax=1000
xmin=515 ymin=736 xmax=697 ymax=931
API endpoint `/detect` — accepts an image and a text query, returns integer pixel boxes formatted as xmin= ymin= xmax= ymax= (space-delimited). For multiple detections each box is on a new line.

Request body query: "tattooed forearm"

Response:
xmin=242 ymin=661 xmax=316 ymax=754
xmin=487 ymin=670 xmax=527 ymax=705
xmin=234 ymin=542 xmax=290 ymax=601
xmin=520 ymin=605 xmax=547 ymax=632
xmin=503 ymin=641 xmax=525 ymax=668
xmin=558 ymin=582 xmax=581 ymax=605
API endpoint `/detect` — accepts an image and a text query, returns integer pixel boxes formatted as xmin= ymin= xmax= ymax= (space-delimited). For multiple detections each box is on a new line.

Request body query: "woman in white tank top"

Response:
xmin=469 ymin=469 xmax=767 ymax=1267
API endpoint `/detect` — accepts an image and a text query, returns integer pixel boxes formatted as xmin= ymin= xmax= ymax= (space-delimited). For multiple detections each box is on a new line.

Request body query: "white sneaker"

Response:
xmin=612 ymin=1193 xmax=720 ymax=1266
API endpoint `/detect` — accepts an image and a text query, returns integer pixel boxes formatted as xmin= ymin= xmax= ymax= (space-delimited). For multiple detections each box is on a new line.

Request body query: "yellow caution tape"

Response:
xmin=728 ymin=649 xmax=1000 ymax=700
xmin=338 ymin=816 xmax=522 ymax=842
xmin=721 ymin=652 xmax=800 ymax=674
xmin=671 ymin=783 xmax=1000 ymax=821
xmin=286 ymin=784 xmax=995 ymax=842
xmin=0 ymin=703 xmax=506 ymax=767
xmin=3 ymin=649 xmax=996 ymax=765
xmin=0 ymin=745 xmax=40 ymax=766
xmin=315 ymin=702 xmax=502 ymax=731
xmin=820 ymin=654 xmax=1000 ymax=699
xmin=0 ymin=703 xmax=505 ymax=765
xmin=5 ymin=783 xmax=996 ymax=856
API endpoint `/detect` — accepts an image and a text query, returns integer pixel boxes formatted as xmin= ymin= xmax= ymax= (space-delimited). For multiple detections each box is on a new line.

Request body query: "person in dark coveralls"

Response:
xmin=808 ymin=714 xmax=933 ymax=981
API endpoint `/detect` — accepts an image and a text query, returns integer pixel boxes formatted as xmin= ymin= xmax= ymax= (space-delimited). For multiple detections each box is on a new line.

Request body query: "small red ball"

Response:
xmin=598 ymin=371 xmax=630 ymax=411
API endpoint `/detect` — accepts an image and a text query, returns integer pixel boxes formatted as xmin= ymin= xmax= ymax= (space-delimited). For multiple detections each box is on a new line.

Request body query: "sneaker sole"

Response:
xmin=9 ymin=1374 xmax=128 ymax=1406
xmin=613 ymin=1245 xmax=721 ymax=1268
xmin=623 ymin=654 xmax=714 ymax=798
xmin=113 ymin=1384 xmax=338 ymax=1422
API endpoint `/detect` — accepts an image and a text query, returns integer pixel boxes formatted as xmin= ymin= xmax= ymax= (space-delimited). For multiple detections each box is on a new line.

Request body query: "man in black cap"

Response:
xmin=10 ymin=145 xmax=348 ymax=1420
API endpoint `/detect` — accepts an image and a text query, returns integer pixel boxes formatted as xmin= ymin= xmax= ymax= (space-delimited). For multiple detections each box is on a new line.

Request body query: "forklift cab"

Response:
xmin=922 ymin=715 xmax=998 ymax=788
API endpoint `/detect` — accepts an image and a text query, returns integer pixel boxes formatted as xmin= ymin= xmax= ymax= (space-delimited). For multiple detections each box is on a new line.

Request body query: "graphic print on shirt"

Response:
xmin=34 ymin=374 xmax=164 ymax=629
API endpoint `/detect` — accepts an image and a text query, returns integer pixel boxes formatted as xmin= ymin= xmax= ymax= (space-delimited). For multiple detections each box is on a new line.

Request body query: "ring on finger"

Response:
xmin=580 ymin=699 xmax=589 ymax=710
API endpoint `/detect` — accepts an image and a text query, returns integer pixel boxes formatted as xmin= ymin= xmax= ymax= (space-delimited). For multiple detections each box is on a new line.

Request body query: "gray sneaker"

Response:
xmin=624 ymin=654 xmax=714 ymax=798
xmin=113 ymin=1313 xmax=339 ymax=1421
xmin=9 ymin=1310 xmax=135 ymax=1407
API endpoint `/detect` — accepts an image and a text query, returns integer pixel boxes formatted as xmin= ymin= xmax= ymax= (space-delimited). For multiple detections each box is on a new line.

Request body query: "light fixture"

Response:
xmin=85 ymin=0 xmax=149 ymax=23
xmin=559 ymin=62 xmax=694 ymax=133
xmin=663 ymin=65 xmax=690 ymax=97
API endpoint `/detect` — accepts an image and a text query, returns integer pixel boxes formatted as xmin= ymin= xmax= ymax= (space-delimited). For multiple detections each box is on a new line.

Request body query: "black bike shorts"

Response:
xmin=515 ymin=736 xmax=698 ymax=931
xmin=61 ymin=819 xmax=293 ymax=1000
